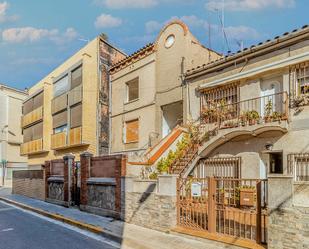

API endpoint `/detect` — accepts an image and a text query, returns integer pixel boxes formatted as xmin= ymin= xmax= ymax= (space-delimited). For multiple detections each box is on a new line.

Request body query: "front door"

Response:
xmin=260 ymin=80 xmax=281 ymax=117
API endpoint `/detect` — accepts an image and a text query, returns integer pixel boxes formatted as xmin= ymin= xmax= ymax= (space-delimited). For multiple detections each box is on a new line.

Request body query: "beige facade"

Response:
xmin=184 ymin=25 xmax=309 ymax=179
xmin=0 ymin=84 xmax=28 ymax=185
xmin=22 ymin=36 xmax=125 ymax=167
xmin=110 ymin=20 xmax=221 ymax=156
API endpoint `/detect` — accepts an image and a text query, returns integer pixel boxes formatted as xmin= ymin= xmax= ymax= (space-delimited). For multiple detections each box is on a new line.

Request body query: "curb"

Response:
xmin=0 ymin=197 xmax=122 ymax=243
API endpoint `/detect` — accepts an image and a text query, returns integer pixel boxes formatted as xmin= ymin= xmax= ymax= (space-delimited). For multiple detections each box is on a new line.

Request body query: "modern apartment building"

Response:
xmin=21 ymin=36 xmax=125 ymax=167
xmin=110 ymin=20 xmax=221 ymax=156
xmin=0 ymin=84 xmax=28 ymax=185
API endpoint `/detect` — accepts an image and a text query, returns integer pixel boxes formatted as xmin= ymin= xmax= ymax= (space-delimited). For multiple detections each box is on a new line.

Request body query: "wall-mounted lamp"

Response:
xmin=265 ymin=143 xmax=273 ymax=151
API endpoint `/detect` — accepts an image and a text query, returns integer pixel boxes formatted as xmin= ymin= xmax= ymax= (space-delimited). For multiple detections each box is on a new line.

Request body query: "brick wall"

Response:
xmin=12 ymin=170 xmax=45 ymax=200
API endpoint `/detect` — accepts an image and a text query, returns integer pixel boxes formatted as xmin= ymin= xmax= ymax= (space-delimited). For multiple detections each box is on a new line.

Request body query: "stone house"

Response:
xmin=109 ymin=20 xmax=221 ymax=159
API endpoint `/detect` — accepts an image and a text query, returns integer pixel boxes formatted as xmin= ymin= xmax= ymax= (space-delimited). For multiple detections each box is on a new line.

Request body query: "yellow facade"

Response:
xmin=22 ymin=37 xmax=125 ymax=166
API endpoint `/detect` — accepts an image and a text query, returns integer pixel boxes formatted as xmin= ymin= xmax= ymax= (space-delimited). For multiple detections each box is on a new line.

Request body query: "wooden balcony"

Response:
xmin=20 ymin=138 xmax=44 ymax=155
xmin=22 ymin=106 xmax=43 ymax=128
xmin=51 ymin=127 xmax=87 ymax=150
xmin=69 ymin=126 xmax=82 ymax=146
xmin=201 ymin=91 xmax=289 ymax=130
xmin=51 ymin=132 xmax=67 ymax=150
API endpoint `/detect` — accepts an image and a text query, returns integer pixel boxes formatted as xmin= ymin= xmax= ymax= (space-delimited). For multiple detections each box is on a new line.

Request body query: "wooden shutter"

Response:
xmin=68 ymin=84 xmax=82 ymax=106
xmin=126 ymin=119 xmax=138 ymax=143
xmin=70 ymin=104 xmax=82 ymax=128
xmin=23 ymin=99 xmax=33 ymax=115
xmin=32 ymin=122 xmax=43 ymax=140
xmin=71 ymin=66 xmax=82 ymax=89
xmin=23 ymin=127 xmax=32 ymax=142
xmin=53 ymin=110 xmax=68 ymax=129
xmin=33 ymin=92 xmax=44 ymax=109
xmin=51 ymin=93 xmax=67 ymax=114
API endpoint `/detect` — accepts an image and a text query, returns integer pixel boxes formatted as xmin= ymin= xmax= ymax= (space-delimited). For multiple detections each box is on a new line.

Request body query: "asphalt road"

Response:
xmin=0 ymin=201 xmax=119 ymax=249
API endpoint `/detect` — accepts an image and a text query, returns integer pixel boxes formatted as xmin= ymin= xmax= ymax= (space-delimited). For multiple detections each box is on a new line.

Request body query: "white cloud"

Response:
xmin=0 ymin=1 xmax=18 ymax=23
xmin=2 ymin=27 xmax=78 ymax=44
xmin=224 ymin=25 xmax=261 ymax=41
xmin=145 ymin=21 xmax=162 ymax=34
xmin=94 ymin=14 xmax=122 ymax=29
xmin=205 ymin=0 xmax=295 ymax=11
xmin=94 ymin=0 xmax=158 ymax=9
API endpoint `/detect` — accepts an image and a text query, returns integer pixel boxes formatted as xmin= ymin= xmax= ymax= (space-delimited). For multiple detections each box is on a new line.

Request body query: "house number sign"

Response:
xmin=191 ymin=182 xmax=202 ymax=197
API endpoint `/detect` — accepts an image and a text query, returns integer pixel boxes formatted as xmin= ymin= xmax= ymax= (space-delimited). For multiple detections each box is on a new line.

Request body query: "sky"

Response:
xmin=0 ymin=0 xmax=308 ymax=90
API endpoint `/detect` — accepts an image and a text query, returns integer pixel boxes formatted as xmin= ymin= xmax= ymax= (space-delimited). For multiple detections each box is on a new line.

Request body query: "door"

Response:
xmin=71 ymin=161 xmax=80 ymax=206
xmin=260 ymin=81 xmax=281 ymax=117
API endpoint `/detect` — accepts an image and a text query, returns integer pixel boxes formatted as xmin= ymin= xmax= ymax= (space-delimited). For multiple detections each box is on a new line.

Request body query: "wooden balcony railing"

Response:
xmin=201 ymin=91 xmax=289 ymax=129
xmin=20 ymin=138 xmax=43 ymax=155
xmin=22 ymin=106 xmax=43 ymax=128
xmin=69 ymin=126 xmax=82 ymax=146
xmin=51 ymin=132 xmax=67 ymax=150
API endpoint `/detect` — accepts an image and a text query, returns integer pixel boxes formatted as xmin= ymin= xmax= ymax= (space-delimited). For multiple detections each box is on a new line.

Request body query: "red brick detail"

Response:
xmin=80 ymin=153 xmax=92 ymax=206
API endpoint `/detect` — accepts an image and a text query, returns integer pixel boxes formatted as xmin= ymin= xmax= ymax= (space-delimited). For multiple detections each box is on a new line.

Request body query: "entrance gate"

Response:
xmin=71 ymin=161 xmax=80 ymax=206
xmin=177 ymin=177 xmax=268 ymax=245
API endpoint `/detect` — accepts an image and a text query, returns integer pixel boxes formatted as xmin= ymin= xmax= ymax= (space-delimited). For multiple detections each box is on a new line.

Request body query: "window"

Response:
xmin=23 ymin=121 xmax=43 ymax=142
xmin=296 ymin=64 xmax=309 ymax=95
xmin=54 ymin=75 xmax=69 ymax=97
xmin=71 ymin=66 xmax=82 ymax=89
xmin=269 ymin=152 xmax=283 ymax=174
xmin=70 ymin=104 xmax=82 ymax=128
xmin=125 ymin=119 xmax=139 ymax=143
xmin=52 ymin=110 xmax=67 ymax=130
xmin=23 ymin=91 xmax=44 ymax=115
xmin=33 ymin=92 xmax=44 ymax=109
xmin=126 ymin=78 xmax=139 ymax=102
xmin=54 ymin=125 xmax=67 ymax=134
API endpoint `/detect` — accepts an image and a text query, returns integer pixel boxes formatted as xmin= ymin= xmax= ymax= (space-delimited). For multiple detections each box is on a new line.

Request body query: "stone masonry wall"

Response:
xmin=123 ymin=191 xmax=177 ymax=231
xmin=48 ymin=181 xmax=64 ymax=202
xmin=268 ymin=207 xmax=309 ymax=249
xmin=87 ymin=184 xmax=116 ymax=210
xmin=12 ymin=170 xmax=45 ymax=200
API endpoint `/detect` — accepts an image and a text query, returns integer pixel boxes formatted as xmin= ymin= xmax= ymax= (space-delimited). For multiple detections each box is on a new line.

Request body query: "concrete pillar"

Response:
xmin=63 ymin=154 xmax=75 ymax=206
xmin=80 ymin=152 xmax=93 ymax=207
xmin=157 ymin=174 xmax=178 ymax=196
xmin=268 ymin=175 xmax=293 ymax=210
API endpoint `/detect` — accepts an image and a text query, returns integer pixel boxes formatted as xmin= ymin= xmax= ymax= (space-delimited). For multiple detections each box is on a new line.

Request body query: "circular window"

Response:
xmin=165 ymin=34 xmax=175 ymax=48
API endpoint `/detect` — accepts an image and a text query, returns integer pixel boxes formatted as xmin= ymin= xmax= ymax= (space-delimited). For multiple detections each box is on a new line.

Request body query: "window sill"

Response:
xmin=124 ymin=99 xmax=139 ymax=105
xmin=124 ymin=141 xmax=139 ymax=145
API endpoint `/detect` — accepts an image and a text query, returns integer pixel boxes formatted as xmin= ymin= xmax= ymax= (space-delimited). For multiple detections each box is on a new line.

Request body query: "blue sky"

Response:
xmin=0 ymin=0 xmax=308 ymax=89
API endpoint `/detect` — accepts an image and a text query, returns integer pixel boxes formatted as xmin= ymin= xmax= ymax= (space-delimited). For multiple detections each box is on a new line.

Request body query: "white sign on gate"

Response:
xmin=191 ymin=182 xmax=202 ymax=197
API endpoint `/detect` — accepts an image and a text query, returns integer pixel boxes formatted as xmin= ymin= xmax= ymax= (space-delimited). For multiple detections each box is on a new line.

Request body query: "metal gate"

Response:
xmin=71 ymin=161 xmax=80 ymax=206
xmin=177 ymin=177 xmax=268 ymax=245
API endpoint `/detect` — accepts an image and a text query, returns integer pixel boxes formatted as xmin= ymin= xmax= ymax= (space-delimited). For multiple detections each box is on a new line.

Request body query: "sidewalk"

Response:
xmin=0 ymin=189 xmax=240 ymax=249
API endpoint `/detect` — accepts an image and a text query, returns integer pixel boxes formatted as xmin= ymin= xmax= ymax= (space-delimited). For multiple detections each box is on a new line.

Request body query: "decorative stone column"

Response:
xmin=63 ymin=154 xmax=75 ymax=207
xmin=80 ymin=152 xmax=93 ymax=208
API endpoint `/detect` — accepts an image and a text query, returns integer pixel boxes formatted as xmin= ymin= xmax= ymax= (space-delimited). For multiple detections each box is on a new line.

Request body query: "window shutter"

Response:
xmin=23 ymin=99 xmax=33 ymax=115
xmin=71 ymin=66 xmax=82 ymax=89
xmin=33 ymin=92 xmax=44 ymax=109
xmin=54 ymin=75 xmax=69 ymax=97
xmin=70 ymin=104 xmax=82 ymax=128
xmin=32 ymin=122 xmax=43 ymax=140
xmin=125 ymin=119 xmax=139 ymax=143
xmin=53 ymin=110 xmax=68 ymax=129
xmin=23 ymin=127 xmax=33 ymax=143
xmin=51 ymin=93 xmax=67 ymax=114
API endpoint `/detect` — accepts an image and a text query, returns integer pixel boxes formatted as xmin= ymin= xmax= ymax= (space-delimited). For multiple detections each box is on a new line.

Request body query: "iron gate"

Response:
xmin=177 ymin=177 xmax=268 ymax=245
xmin=71 ymin=161 xmax=80 ymax=206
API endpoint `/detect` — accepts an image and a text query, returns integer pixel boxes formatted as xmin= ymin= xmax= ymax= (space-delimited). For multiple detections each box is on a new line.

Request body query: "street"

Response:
xmin=0 ymin=201 xmax=119 ymax=249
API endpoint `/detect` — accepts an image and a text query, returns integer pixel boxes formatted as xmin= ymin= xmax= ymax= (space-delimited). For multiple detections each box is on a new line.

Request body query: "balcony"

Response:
xmin=51 ymin=127 xmax=87 ymax=150
xmin=22 ymin=106 xmax=43 ymax=128
xmin=201 ymin=92 xmax=289 ymax=131
xmin=20 ymin=138 xmax=44 ymax=155
xmin=51 ymin=132 xmax=67 ymax=150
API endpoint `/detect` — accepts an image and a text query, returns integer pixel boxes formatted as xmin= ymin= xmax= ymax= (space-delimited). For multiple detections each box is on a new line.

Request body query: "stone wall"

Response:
xmin=121 ymin=175 xmax=177 ymax=232
xmin=47 ymin=179 xmax=64 ymax=202
xmin=268 ymin=176 xmax=309 ymax=249
xmin=12 ymin=170 xmax=45 ymax=200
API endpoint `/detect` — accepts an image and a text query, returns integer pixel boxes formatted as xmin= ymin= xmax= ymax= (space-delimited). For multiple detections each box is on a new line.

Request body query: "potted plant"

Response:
xmin=264 ymin=100 xmax=273 ymax=123
xmin=246 ymin=110 xmax=260 ymax=125
xmin=271 ymin=111 xmax=282 ymax=122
